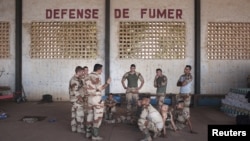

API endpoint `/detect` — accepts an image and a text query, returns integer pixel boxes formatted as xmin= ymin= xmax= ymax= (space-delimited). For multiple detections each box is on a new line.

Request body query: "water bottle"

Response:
xmin=0 ymin=113 xmax=7 ymax=119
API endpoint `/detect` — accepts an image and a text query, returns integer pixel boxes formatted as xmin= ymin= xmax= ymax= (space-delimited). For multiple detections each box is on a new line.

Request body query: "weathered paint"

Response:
xmin=200 ymin=0 xmax=250 ymax=94
xmin=22 ymin=0 xmax=105 ymax=101
xmin=1 ymin=0 xmax=249 ymax=101
xmin=110 ymin=0 xmax=195 ymax=94
xmin=0 ymin=0 xmax=15 ymax=92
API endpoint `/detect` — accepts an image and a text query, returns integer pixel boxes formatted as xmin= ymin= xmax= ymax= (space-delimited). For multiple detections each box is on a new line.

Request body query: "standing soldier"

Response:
xmin=81 ymin=66 xmax=89 ymax=108
xmin=176 ymin=65 xmax=193 ymax=107
xmin=69 ymin=66 xmax=85 ymax=133
xmin=175 ymin=66 xmax=197 ymax=134
xmin=85 ymin=64 xmax=111 ymax=140
xmin=138 ymin=95 xmax=164 ymax=141
xmin=80 ymin=66 xmax=89 ymax=132
xmin=121 ymin=64 xmax=144 ymax=115
xmin=154 ymin=68 xmax=168 ymax=110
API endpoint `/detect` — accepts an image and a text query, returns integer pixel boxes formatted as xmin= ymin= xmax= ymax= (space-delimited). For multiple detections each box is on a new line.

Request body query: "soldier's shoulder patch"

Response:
xmin=122 ymin=72 xmax=129 ymax=78
xmin=91 ymin=77 xmax=100 ymax=85
xmin=70 ymin=83 xmax=77 ymax=89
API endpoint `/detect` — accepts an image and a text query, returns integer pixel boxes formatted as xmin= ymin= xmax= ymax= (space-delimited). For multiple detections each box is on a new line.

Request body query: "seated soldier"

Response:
xmin=104 ymin=93 xmax=117 ymax=120
xmin=138 ymin=95 xmax=164 ymax=141
xmin=173 ymin=100 xmax=197 ymax=134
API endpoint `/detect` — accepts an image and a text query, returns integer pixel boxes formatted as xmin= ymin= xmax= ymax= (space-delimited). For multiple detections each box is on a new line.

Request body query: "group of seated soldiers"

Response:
xmin=103 ymin=93 xmax=197 ymax=141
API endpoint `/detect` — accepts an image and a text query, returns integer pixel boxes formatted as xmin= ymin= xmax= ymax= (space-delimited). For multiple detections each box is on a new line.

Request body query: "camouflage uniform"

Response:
xmin=175 ymin=70 xmax=195 ymax=133
xmin=85 ymin=72 xmax=105 ymax=139
xmin=69 ymin=75 xmax=85 ymax=133
xmin=81 ymin=74 xmax=89 ymax=111
xmin=154 ymin=75 xmax=167 ymax=108
xmin=177 ymin=73 xmax=193 ymax=107
xmin=138 ymin=104 xmax=164 ymax=141
xmin=122 ymin=72 xmax=144 ymax=113
xmin=104 ymin=97 xmax=117 ymax=120
xmin=173 ymin=106 xmax=190 ymax=130
xmin=160 ymin=104 xmax=177 ymax=135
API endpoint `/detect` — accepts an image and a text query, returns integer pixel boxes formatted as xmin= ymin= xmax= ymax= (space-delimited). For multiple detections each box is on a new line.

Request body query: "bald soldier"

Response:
xmin=69 ymin=66 xmax=85 ymax=133
xmin=121 ymin=64 xmax=144 ymax=115
xmin=85 ymin=64 xmax=111 ymax=140
xmin=138 ymin=95 xmax=164 ymax=141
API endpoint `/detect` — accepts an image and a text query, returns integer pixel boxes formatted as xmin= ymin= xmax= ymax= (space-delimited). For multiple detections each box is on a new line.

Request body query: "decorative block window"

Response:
xmin=31 ymin=21 xmax=97 ymax=59
xmin=118 ymin=21 xmax=186 ymax=59
xmin=0 ymin=22 xmax=10 ymax=59
xmin=207 ymin=22 xmax=250 ymax=60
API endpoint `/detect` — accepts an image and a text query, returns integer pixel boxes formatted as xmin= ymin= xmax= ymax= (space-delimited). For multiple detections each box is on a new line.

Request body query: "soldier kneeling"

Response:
xmin=104 ymin=93 xmax=117 ymax=121
xmin=159 ymin=103 xmax=178 ymax=137
xmin=138 ymin=95 xmax=164 ymax=141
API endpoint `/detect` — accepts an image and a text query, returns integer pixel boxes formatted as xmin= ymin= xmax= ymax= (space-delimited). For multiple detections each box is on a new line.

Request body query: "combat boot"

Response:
xmin=140 ymin=129 xmax=152 ymax=141
xmin=92 ymin=136 xmax=103 ymax=141
xmin=153 ymin=131 xmax=161 ymax=138
xmin=86 ymin=132 xmax=92 ymax=138
xmin=105 ymin=112 xmax=109 ymax=120
xmin=91 ymin=127 xmax=103 ymax=140
xmin=77 ymin=125 xmax=85 ymax=133
xmin=71 ymin=126 xmax=77 ymax=132
xmin=86 ymin=126 xmax=92 ymax=138
xmin=108 ymin=113 xmax=113 ymax=120
xmin=71 ymin=120 xmax=77 ymax=132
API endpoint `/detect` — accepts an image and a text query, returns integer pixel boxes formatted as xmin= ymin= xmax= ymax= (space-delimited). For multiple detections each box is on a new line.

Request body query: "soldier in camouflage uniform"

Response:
xmin=104 ymin=93 xmax=117 ymax=120
xmin=85 ymin=64 xmax=111 ymax=140
xmin=154 ymin=68 xmax=168 ymax=110
xmin=175 ymin=65 xmax=197 ymax=134
xmin=138 ymin=95 xmax=164 ymax=141
xmin=69 ymin=66 xmax=85 ymax=133
xmin=159 ymin=104 xmax=177 ymax=136
xmin=121 ymin=64 xmax=144 ymax=115
xmin=176 ymin=65 xmax=193 ymax=107
xmin=81 ymin=66 xmax=89 ymax=111
xmin=173 ymin=100 xmax=197 ymax=134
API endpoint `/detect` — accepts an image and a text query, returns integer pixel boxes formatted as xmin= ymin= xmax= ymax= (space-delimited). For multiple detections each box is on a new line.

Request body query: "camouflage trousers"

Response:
xmin=176 ymin=94 xmax=191 ymax=107
xmin=85 ymin=102 xmax=104 ymax=137
xmin=138 ymin=118 xmax=163 ymax=135
xmin=156 ymin=93 xmax=165 ymax=108
xmin=126 ymin=87 xmax=139 ymax=113
xmin=71 ymin=102 xmax=84 ymax=133
xmin=86 ymin=103 xmax=104 ymax=128
xmin=104 ymin=106 xmax=116 ymax=120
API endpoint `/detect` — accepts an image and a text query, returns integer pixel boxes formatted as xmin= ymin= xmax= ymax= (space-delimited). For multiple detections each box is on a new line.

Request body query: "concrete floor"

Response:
xmin=0 ymin=101 xmax=235 ymax=141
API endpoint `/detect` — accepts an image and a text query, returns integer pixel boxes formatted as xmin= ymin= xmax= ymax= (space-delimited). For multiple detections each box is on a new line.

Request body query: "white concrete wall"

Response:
xmin=22 ymin=0 xmax=105 ymax=101
xmin=0 ymin=0 xmax=15 ymax=92
xmin=3 ymin=0 xmax=249 ymax=100
xmin=110 ymin=0 xmax=195 ymax=94
xmin=201 ymin=0 xmax=250 ymax=94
